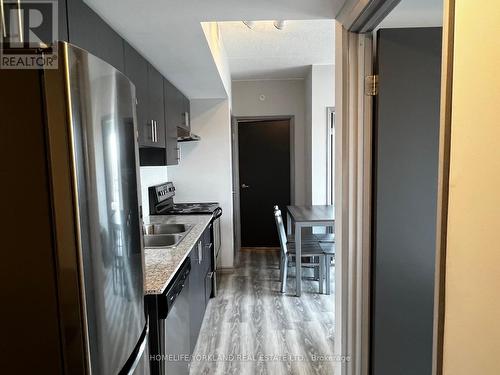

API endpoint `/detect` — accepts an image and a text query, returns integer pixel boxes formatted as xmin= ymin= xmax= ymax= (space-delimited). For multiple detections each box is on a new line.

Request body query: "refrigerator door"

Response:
xmin=65 ymin=43 xmax=147 ymax=374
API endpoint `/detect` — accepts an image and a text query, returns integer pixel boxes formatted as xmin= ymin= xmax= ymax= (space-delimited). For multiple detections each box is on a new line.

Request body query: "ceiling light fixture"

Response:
xmin=273 ymin=20 xmax=286 ymax=30
xmin=242 ymin=21 xmax=255 ymax=29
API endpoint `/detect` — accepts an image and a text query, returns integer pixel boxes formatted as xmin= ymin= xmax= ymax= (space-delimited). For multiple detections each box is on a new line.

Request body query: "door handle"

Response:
xmin=241 ymin=184 xmax=250 ymax=189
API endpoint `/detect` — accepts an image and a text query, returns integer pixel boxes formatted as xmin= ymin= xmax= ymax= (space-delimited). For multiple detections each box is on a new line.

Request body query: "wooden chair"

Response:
xmin=274 ymin=209 xmax=334 ymax=294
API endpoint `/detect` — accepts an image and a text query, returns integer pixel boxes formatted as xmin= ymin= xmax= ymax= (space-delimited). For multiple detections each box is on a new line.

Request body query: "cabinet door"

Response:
xmin=58 ymin=0 xmax=69 ymax=41
xmin=147 ymin=65 xmax=166 ymax=148
xmin=123 ymin=42 xmax=150 ymax=147
xmin=204 ymin=270 xmax=213 ymax=306
xmin=2 ymin=0 xmax=67 ymax=42
xmin=164 ymin=79 xmax=179 ymax=165
xmin=167 ymin=86 xmax=184 ymax=129
xmin=182 ymin=94 xmax=191 ymax=131
xmin=67 ymin=0 xmax=124 ymax=71
xmin=202 ymin=226 xmax=213 ymax=275
xmin=189 ymin=244 xmax=205 ymax=353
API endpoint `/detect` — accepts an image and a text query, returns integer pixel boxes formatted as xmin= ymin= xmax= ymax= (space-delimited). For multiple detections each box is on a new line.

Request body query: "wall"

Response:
xmin=310 ymin=65 xmax=335 ymax=205
xmin=201 ymin=22 xmax=232 ymax=100
xmin=139 ymin=166 xmax=168 ymax=217
xmin=231 ymin=79 xmax=307 ymax=205
xmin=167 ymin=99 xmax=234 ymax=268
xmin=442 ymin=1 xmax=500 ymax=374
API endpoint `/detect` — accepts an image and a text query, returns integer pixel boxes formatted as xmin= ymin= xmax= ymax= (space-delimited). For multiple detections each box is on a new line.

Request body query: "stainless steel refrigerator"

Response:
xmin=1 ymin=42 xmax=150 ymax=374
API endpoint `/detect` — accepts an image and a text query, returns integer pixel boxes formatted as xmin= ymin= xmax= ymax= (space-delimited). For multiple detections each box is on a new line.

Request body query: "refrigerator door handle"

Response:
xmin=118 ymin=318 xmax=149 ymax=375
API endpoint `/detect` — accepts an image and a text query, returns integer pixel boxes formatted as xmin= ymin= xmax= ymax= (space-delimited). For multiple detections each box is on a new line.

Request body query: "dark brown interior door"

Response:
xmin=238 ymin=119 xmax=291 ymax=247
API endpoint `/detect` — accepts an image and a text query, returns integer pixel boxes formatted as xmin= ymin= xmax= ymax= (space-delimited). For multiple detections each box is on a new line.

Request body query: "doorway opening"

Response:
xmin=334 ymin=0 xmax=445 ymax=374
xmin=193 ymin=18 xmax=337 ymax=375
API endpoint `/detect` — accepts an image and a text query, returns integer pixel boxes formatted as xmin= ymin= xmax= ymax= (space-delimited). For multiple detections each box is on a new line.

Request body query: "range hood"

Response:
xmin=177 ymin=127 xmax=201 ymax=142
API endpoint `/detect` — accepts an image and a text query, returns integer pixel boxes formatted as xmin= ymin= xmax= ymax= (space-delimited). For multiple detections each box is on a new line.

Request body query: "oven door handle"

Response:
xmin=155 ymin=204 xmax=171 ymax=214
xmin=213 ymin=207 xmax=223 ymax=219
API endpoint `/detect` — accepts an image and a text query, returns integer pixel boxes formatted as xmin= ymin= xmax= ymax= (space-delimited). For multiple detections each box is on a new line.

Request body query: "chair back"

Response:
xmin=274 ymin=209 xmax=288 ymax=256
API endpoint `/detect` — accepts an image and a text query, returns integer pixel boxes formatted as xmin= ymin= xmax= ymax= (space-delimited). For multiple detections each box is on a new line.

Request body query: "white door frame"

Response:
xmin=336 ymin=1 xmax=453 ymax=375
xmin=334 ymin=20 xmax=373 ymax=375
xmin=326 ymin=107 xmax=335 ymax=206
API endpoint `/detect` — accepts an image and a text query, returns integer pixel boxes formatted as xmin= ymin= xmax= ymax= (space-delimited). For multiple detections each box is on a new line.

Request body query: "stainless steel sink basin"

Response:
xmin=143 ymin=233 xmax=184 ymax=248
xmin=143 ymin=223 xmax=192 ymax=235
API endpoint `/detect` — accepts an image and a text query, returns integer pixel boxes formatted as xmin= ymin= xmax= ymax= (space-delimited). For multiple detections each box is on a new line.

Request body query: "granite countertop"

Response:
xmin=143 ymin=214 xmax=212 ymax=295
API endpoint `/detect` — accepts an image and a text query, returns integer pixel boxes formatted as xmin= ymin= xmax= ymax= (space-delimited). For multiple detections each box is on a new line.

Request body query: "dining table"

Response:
xmin=286 ymin=205 xmax=335 ymax=296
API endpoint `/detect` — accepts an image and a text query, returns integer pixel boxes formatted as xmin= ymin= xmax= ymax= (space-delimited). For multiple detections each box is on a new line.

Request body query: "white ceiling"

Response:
xmin=219 ymin=20 xmax=335 ymax=80
xmin=84 ymin=0 xmax=346 ymax=99
xmin=379 ymin=0 xmax=443 ymax=28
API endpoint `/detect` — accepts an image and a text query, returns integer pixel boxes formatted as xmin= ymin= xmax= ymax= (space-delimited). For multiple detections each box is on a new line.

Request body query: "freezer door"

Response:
xmin=65 ymin=43 xmax=147 ymax=374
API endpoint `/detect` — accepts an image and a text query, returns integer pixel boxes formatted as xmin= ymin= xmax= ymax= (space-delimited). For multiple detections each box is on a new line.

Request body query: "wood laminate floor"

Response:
xmin=189 ymin=249 xmax=336 ymax=375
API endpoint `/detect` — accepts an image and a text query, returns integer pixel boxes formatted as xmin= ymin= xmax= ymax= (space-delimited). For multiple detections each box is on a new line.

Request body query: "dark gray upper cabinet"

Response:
xmin=147 ymin=65 xmax=166 ymax=148
xmin=1 ymin=0 xmax=67 ymax=43
xmin=183 ymin=95 xmax=191 ymax=132
xmin=175 ymin=89 xmax=190 ymax=133
xmin=58 ymin=0 xmax=69 ymax=41
xmin=61 ymin=0 xmax=190 ymax=165
xmin=124 ymin=42 xmax=165 ymax=149
xmin=165 ymin=82 xmax=190 ymax=133
xmin=123 ymin=42 xmax=149 ymax=146
xmin=67 ymin=0 xmax=124 ymax=71
xmin=166 ymin=82 xmax=185 ymax=131
xmin=164 ymin=80 xmax=179 ymax=165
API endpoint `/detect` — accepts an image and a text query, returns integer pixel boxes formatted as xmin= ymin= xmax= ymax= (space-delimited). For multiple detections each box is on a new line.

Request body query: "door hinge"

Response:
xmin=365 ymin=75 xmax=378 ymax=96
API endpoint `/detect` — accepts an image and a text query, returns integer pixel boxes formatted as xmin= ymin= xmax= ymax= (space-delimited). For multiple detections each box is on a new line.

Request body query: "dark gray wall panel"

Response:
xmin=371 ymin=27 xmax=442 ymax=375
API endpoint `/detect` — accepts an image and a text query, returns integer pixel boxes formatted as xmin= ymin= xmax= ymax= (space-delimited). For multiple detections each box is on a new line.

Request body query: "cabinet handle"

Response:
xmin=198 ymin=242 xmax=202 ymax=264
xmin=176 ymin=147 xmax=181 ymax=162
xmin=1 ymin=0 xmax=6 ymax=38
xmin=207 ymin=272 xmax=214 ymax=279
xmin=150 ymin=121 xmax=155 ymax=142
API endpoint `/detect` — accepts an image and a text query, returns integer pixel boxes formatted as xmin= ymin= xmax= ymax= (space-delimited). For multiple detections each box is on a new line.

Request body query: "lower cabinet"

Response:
xmin=188 ymin=226 xmax=213 ymax=353
xmin=189 ymin=241 xmax=206 ymax=353
xmin=148 ymin=226 xmax=213 ymax=375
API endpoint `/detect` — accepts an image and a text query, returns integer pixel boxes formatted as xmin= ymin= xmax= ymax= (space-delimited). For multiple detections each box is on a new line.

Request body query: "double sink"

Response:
xmin=143 ymin=223 xmax=193 ymax=248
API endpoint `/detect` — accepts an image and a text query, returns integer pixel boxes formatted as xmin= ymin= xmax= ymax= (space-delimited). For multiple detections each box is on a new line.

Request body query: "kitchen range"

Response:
xmin=144 ymin=182 xmax=222 ymax=375
xmin=149 ymin=181 xmax=222 ymax=284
